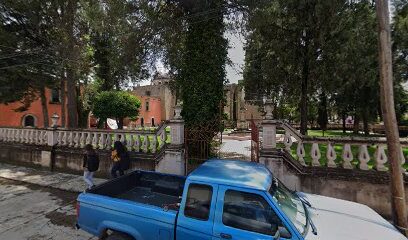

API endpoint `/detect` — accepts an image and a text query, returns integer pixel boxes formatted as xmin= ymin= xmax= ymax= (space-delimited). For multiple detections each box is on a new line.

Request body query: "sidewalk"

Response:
xmin=0 ymin=163 xmax=107 ymax=193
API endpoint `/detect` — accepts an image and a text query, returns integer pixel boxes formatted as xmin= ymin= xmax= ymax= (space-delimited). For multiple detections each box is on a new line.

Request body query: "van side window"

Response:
xmin=223 ymin=190 xmax=280 ymax=235
xmin=184 ymin=184 xmax=213 ymax=221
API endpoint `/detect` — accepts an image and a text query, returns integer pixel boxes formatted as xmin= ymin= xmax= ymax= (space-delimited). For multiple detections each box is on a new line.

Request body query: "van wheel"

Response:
xmin=105 ymin=232 xmax=134 ymax=240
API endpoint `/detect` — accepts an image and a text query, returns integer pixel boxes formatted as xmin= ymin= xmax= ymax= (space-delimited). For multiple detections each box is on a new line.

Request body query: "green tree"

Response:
xmin=92 ymin=91 xmax=141 ymax=129
xmin=242 ymin=0 xmax=347 ymax=134
xmin=176 ymin=0 xmax=228 ymax=128
xmin=0 ymin=0 xmax=66 ymax=127
xmin=393 ymin=0 xmax=408 ymax=124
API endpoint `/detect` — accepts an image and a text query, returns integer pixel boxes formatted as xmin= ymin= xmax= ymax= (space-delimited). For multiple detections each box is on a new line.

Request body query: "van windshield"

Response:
xmin=268 ymin=178 xmax=307 ymax=235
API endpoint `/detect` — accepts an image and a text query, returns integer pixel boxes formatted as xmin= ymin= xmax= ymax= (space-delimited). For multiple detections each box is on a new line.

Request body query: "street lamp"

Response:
xmin=51 ymin=113 xmax=59 ymax=128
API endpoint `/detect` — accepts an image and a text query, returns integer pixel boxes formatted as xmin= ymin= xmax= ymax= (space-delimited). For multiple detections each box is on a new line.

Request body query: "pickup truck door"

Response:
xmin=212 ymin=185 xmax=295 ymax=240
xmin=176 ymin=181 xmax=219 ymax=240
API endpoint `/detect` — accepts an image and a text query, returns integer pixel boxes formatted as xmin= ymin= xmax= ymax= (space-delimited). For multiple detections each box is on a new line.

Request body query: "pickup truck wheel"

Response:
xmin=105 ymin=232 xmax=134 ymax=240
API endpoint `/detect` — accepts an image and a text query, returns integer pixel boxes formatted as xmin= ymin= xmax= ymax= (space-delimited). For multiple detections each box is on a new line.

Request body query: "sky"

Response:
xmin=146 ymin=29 xmax=245 ymax=86
xmin=225 ymin=30 xmax=245 ymax=84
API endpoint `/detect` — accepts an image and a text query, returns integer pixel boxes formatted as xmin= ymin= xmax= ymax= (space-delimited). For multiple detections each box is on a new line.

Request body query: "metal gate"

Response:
xmin=184 ymin=121 xmax=222 ymax=174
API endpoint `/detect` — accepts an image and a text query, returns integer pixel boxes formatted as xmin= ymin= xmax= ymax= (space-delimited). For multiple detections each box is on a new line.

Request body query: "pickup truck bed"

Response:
xmin=89 ymin=170 xmax=186 ymax=207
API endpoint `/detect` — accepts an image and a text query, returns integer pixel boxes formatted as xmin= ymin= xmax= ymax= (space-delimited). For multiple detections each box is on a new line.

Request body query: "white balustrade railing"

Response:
xmin=0 ymin=128 xmax=49 ymax=145
xmin=262 ymin=121 xmax=408 ymax=172
xmin=0 ymin=122 xmax=170 ymax=154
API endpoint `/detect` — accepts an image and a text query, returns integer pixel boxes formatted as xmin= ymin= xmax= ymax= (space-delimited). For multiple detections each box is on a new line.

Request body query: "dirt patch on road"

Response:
xmin=45 ymin=211 xmax=77 ymax=228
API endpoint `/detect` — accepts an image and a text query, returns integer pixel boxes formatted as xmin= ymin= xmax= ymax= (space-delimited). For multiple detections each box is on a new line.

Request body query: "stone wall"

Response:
xmin=0 ymin=142 xmax=156 ymax=178
xmin=260 ymin=151 xmax=408 ymax=219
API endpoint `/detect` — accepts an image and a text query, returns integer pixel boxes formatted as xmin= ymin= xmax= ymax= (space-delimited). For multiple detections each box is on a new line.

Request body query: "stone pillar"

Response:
xmin=42 ymin=127 xmax=58 ymax=170
xmin=47 ymin=128 xmax=58 ymax=147
xmin=261 ymin=99 xmax=277 ymax=151
xmin=259 ymin=99 xmax=301 ymax=190
xmin=156 ymin=103 xmax=186 ymax=175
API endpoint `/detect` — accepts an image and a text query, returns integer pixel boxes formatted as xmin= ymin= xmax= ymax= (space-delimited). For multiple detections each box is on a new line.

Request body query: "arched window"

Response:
xmin=23 ymin=115 xmax=36 ymax=127
xmin=140 ymin=118 xmax=144 ymax=127
xmin=151 ymin=118 xmax=155 ymax=127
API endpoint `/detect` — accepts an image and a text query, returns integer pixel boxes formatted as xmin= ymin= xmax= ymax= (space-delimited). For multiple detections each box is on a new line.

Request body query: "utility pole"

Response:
xmin=375 ymin=0 xmax=408 ymax=235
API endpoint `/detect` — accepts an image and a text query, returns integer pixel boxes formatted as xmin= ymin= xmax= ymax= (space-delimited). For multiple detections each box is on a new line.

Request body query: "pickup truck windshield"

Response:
xmin=269 ymin=178 xmax=307 ymax=235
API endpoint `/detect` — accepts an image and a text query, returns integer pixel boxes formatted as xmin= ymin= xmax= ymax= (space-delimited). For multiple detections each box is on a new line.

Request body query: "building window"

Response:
xmin=145 ymin=101 xmax=150 ymax=111
xmin=151 ymin=118 xmax=155 ymax=127
xmin=140 ymin=117 xmax=144 ymax=127
xmin=146 ymin=91 xmax=151 ymax=96
xmin=51 ymin=88 xmax=60 ymax=103
xmin=23 ymin=115 xmax=36 ymax=127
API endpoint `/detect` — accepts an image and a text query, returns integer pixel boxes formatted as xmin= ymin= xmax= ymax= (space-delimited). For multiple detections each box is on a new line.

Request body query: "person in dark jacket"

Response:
xmin=83 ymin=144 xmax=99 ymax=189
xmin=111 ymin=141 xmax=130 ymax=178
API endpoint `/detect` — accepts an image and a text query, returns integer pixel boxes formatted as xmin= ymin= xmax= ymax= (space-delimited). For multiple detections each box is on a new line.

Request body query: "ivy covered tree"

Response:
xmin=92 ymin=91 xmax=141 ymax=129
xmin=176 ymin=0 xmax=228 ymax=129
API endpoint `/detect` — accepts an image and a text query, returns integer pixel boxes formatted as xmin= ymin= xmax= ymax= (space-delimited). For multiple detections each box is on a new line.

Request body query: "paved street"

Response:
xmin=0 ymin=178 xmax=96 ymax=240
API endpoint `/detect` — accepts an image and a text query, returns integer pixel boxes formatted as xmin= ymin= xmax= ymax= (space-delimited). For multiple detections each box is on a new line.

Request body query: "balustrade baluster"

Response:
xmin=80 ymin=132 xmax=86 ymax=148
xmin=19 ymin=129 xmax=25 ymax=143
xmin=57 ymin=131 xmax=62 ymax=146
xmin=92 ymin=133 xmax=99 ymax=149
xmin=134 ymin=135 xmax=140 ymax=152
xmin=34 ymin=130 xmax=40 ymax=144
xmin=283 ymin=133 xmax=293 ymax=152
xmin=374 ymin=145 xmax=387 ymax=171
xmin=73 ymin=132 xmax=80 ymax=148
xmin=85 ymin=132 xmax=91 ymax=145
xmin=99 ymin=133 xmax=106 ymax=149
xmin=311 ymin=143 xmax=321 ymax=167
xmin=150 ymin=135 xmax=157 ymax=153
xmin=296 ymin=142 xmax=307 ymax=166
xmin=159 ymin=130 xmax=166 ymax=148
xmin=37 ymin=130 xmax=43 ymax=145
xmin=358 ymin=144 xmax=370 ymax=170
xmin=114 ymin=133 xmax=119 ymax=143
xmin=29 ymin=130 xmax=34 ymax=144
xmin=141 ymin=135 xmax=149 ymax=153
xmin=62 ymin=132 xmax=67 ymax=146
xmin=10 ymin=129 xmax=14 ymax=142
xmin=128 ymin=134 xmax=134 ymax=151
xmin=5 ymin=129 xmax=10 ymax=142
xmin=25 ymin=130 xmax=30 ymax=144
xmin=0 ymin=129 xmax=4 ymax=142
xmin=68 ymin=132 xmax=74 ymax=147
xmin=15 ymin=129 xmax=20 ymax=142
xmin=326 ymin=143 xmax=337 ymax=168
xmin=106 ymin=133 xmax=112 ymax=150
xmin=14 ymin=129 xmax=20 ymax=143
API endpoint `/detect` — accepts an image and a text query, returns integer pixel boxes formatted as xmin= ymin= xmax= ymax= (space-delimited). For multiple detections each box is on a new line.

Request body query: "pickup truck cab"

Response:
xmin=76 ymin=159 xmax=407 ymax=240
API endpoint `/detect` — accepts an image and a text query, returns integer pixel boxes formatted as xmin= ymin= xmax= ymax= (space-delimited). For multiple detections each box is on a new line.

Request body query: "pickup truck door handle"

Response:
xmin=220 ymin=233 xmax=232 ymax=239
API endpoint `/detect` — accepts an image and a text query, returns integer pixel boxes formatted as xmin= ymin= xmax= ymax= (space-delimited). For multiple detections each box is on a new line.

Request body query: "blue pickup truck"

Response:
xmin=76 ymin=159 xmax=407 ymax=240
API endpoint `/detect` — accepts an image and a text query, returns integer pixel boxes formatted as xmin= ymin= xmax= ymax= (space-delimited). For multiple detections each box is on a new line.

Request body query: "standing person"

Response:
xmin=110 ymin=141 xmax=129 ymax=178
xmin=83 ymin=144 xmax=99 ymax=190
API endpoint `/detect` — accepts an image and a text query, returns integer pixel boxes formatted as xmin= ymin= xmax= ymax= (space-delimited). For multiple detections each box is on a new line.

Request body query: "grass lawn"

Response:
xmin=307 ymin=129 xmax=385 ymax=138
xmin=278 ymin=142 xmax=408 ymax=170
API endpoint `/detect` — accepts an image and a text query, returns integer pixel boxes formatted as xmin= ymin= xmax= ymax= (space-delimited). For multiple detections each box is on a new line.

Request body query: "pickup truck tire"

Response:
xmin=105 ymin=232 xmax=134 ymax=240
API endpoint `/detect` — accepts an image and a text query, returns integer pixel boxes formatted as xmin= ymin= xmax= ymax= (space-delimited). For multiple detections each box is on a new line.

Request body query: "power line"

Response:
xmin=0 ymin=7 xmax=235 ymax=71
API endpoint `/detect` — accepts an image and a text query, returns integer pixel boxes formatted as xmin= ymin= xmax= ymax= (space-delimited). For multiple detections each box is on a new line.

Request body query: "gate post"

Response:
xmin=156 ymin=103 xmax=185 ymax=175
xmin=261 ymin=99 xmax=277 ymax=151
xmin=259 ymin=100 xmax=301 ymax=190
